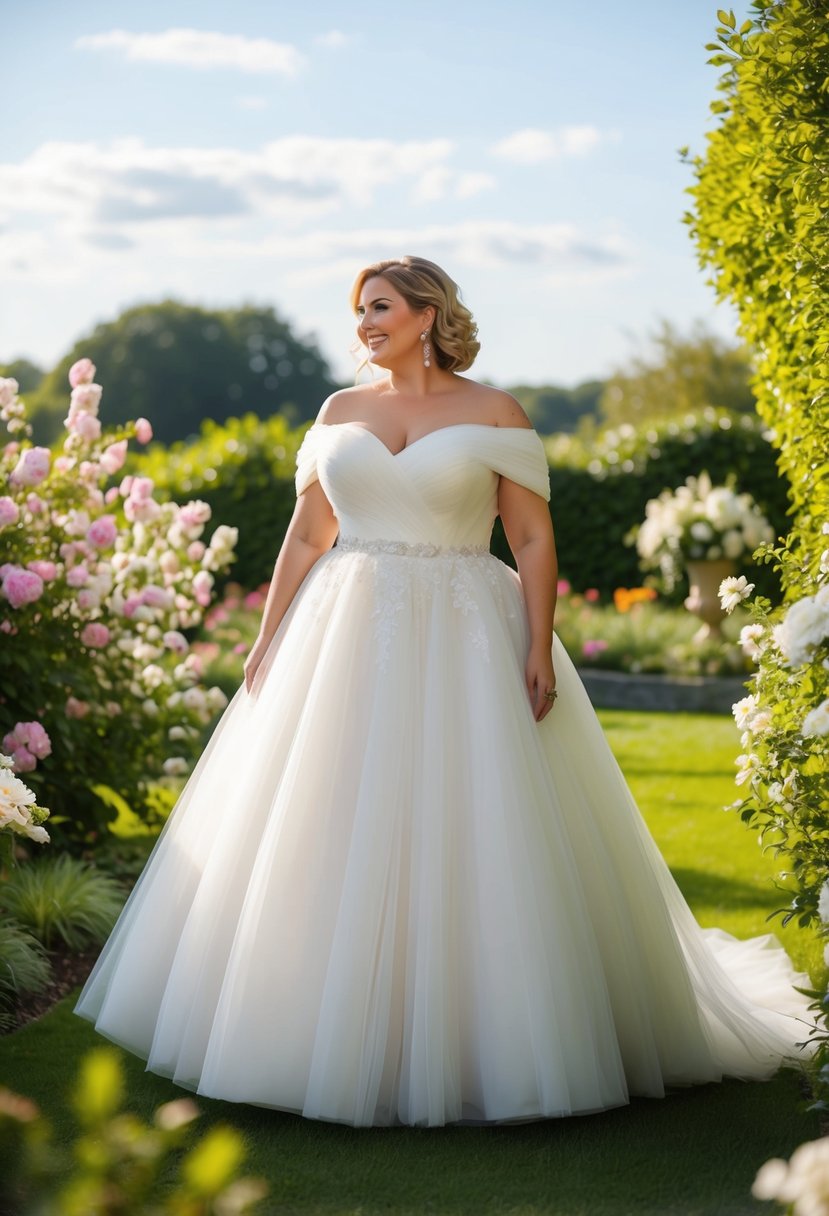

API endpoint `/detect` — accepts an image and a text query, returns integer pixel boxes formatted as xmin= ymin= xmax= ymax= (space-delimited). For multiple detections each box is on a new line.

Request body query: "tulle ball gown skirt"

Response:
xmin=75 ymin=422 xmax=813 ymax=1127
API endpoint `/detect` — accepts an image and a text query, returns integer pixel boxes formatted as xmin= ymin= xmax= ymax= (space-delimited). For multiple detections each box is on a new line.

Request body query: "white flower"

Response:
xmin=735 ymin=752 xmax=762 ymax=785
xmin=767 ymin=782 xmax=784 ymax=804
xmin=0 ymin=770 xmax=36 ymax=811
xmin=141 ymin=664 xmax=166 ymax=690
xmin=802 ymin=699 xmax=829 ymax=738
xmin=739 ymin=623 xmax=765 ymax=660
xmin=775 ymin=588 xmax=829 ymax=667
xmin=732 ymin=694 xmax=759 ymax=730
xmin=690 ymin=520 xmax=713 ymax=542
xmin=722 ymin=528 xmax=745 ymax=560
xmin=162 ymin=757 xmax=189 ymax=776
xmin=820 ymin=549 xmax=829 ymax=577
xmin=0 ymin=753 xmax=14 ymax=769
xmin=752 ymin=1157 xmax=789 ymax=1202
xmin=206 ymin=686 xmax=228 ymax=713
xmin=719 ymin=575 xmax=755 ymax=614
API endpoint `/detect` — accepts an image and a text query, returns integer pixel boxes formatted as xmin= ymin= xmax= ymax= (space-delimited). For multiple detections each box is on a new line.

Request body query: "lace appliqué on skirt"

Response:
xmin=335 ymin=535 xmax=501 ymax=669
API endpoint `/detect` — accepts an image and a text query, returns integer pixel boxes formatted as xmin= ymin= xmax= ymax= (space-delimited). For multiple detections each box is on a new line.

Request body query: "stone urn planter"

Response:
xmin=684 ymin=558 xmax=736 ymax=644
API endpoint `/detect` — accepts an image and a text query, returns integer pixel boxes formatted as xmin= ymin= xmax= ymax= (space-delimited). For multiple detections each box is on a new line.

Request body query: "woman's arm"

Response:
xmin=498 ymin=476 xmax=559 ymax=722
xmin=244 ymin=479 xmax=339 ymax=692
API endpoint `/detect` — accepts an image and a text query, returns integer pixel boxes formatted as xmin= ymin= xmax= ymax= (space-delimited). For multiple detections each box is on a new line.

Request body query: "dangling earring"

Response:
xmin=421 ymin=330 xmax=431 ymax=368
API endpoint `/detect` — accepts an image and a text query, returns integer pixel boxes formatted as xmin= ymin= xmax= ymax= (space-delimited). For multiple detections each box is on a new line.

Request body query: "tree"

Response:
xmin=0 ymin=358 xmax=45 ymax=395
xmin=23 ymin=300 xmax=341 ymax=445
xmin=508 ymin=380 xmax=604 ymax=434
xmin=598 ymin=319 xmax=756 ymax=426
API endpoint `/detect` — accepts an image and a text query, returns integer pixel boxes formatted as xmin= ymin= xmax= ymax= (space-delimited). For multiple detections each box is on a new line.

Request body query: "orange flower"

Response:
xmin=613 ymin=586 xmax=658 ymax=613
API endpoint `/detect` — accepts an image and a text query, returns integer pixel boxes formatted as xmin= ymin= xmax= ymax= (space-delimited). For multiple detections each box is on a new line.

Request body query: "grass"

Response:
xmin=0 ymin=710 xmax=822 ymax=1216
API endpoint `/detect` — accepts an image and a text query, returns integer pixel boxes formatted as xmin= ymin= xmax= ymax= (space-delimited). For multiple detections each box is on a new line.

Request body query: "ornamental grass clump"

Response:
xmin=0 ymin=855 xmax=124 ymax=952
xmin=0 ymin=362 xmax=240 ymax=843
xmin=0 ymin=922 xmax=51 ymax=1031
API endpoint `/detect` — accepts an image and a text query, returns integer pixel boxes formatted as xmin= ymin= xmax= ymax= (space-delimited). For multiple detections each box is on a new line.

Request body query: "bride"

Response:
xmin=76 ymin=255 xmax=812 ymax=1128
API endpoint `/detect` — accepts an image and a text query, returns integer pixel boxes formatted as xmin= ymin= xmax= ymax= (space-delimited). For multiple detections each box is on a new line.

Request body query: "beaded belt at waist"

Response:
xmin=336 ymin=535 xmax=490 ymax=558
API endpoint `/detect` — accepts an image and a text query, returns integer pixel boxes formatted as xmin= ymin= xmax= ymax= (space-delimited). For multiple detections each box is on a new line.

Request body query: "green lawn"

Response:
xmin=0 ymin=710 xmax=821 ymax=1216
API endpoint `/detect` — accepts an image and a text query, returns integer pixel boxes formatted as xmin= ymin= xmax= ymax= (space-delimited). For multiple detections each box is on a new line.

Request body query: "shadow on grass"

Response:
xmin=670 ymin=867 xmax=779 ymax=913
xmin=0 ymin=993 xmax=818 ymax=1216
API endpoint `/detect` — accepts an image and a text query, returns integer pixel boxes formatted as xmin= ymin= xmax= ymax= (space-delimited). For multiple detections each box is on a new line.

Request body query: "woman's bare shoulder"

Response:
xmin=458 ymin=380 xmax=534 ymax=430
xmin=315 ymin=385 xmax=378 ymax=426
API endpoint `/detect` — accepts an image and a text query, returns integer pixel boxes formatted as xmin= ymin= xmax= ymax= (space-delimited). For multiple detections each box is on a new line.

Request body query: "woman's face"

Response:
xmin=355 ymin=276 xmax=431 ymax=369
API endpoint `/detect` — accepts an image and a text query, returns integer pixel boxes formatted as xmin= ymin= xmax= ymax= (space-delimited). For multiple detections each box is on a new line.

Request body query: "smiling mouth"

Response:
xmin=366 ymin=336 xmax=387 ymax=350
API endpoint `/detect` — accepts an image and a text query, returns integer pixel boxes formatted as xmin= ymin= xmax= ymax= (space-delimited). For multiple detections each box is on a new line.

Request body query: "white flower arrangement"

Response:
xmin=631 ymin=471 xmax=774 ymax=591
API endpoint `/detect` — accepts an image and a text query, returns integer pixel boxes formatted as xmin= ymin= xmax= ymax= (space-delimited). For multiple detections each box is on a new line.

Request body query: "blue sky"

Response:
xmin=3 ymin=0 xmax=751 ymax=390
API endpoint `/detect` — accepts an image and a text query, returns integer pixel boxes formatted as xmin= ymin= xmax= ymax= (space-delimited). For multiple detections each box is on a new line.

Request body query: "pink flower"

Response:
xmin=71 ymin=413 xmax=101 ymax=442
xmin=557 ymin=579 xmax=572 ymax=596
xmin=187 ymin=541 xmax=206 ymax=563
xmin=3 ymin=720 xmax=51 ymax=762
xmin=244 ymin=590 xmax=264 ymax=610
xmin=0 ymin=497 xmax=19 ymax=527
xmin=10 ymin=447 xmax=50 ymax=487
xmin=0 ymin=620 xmax=14 ymax=634
xmin=178 ymin=500 xmax=211 ymax=530
xmin=135 ymin=417 xmax=153 ymax=443
xmin=130 ymin=477 xmax=154 ymax=501
xmin=104 ymin=487 xmax=119 ymax=505
xmin=582 ymin=639 xmax=609 ymax=660
xmin=124 ymin=496 xmax=161 ymax=524
xmin=100 ymin=440 xmax=127 ymax=475
xmin=192 ymin=570 xmax=214 ymax=607
xmin=1 ymin=566 xmax=44 ymax=609
xmin=141 ymin=585 xmax=173 ymax=609
xmin=27 ymin=560 xmax=57 ymax=582
xmin=122 ymin=594 xmax=142 ymax=619
xmin=68 ymin=383 xmax=102 ymax=415
xmin=584 ymin=588 xmax=600 ymax=603
xmin=76 ymin=589 xmax=98 ymax=611
xmin=26 ymin=493 xmax=44 ymax=514
xmin=163 ymin=629 xmax=188 ymax=654
xmin=69 ymin=358 xmax=96 ymax=387
xmin=0 ymin=379 xmax=19 ymax=407
xmin=81 ymin=622 xmax=110 ymax=648
xmin=65 ymin=696 xmax=90 ymax=719
xmin=79 ymin=461 xmax=101 ymax=482
xmin=119 ymin=475 xmax=134 ymax=497
xmin=53 ymin=455 xmax=72 ymax=474
xmin=11 ymin=747 xmax=36 ymax=773
xmin=87 ymin=514 xmax=118 ymax=549
xmin=66 ymin=564 xmax=89 ymax=588
xmin=233 ymin=642 xmax=247 ymax=655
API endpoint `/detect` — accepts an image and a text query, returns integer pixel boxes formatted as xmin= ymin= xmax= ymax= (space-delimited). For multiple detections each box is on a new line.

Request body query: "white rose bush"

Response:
xmin=630 ymin=470 xmax=774 ymax=592
xmin=719 ymin=528 xmax=829 ymax=1111
xmin=0 ymin=361 xmax=237 ymax=842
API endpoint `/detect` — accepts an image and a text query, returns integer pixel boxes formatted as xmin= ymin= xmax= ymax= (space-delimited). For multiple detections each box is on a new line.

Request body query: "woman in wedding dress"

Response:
xmin=76 ymin=255 xmax=812 ymax=1128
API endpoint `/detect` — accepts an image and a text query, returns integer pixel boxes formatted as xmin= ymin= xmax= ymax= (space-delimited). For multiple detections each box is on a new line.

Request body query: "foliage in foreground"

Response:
xmin=0 ymin=1046 xmax=267 ymax=1215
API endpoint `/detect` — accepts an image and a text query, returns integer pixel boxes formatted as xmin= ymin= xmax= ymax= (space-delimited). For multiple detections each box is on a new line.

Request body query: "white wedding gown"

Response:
xmin=75 ymin=421 xmax=813 ymax=1127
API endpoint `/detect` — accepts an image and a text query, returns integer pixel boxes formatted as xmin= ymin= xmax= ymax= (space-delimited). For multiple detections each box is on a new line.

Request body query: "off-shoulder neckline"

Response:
xmin=310 ymin=420 xmax=540 ymax=458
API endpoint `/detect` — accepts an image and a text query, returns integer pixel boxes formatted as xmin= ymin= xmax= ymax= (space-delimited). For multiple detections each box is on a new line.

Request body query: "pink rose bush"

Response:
xmin=0 ymin=363 xmax=238 ymax=841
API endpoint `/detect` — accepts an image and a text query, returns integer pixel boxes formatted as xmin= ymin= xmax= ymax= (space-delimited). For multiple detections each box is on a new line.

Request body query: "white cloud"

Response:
xmin=314 ymin=30 xmax=352 ymax=49
xmin=455 ymin=172 xmax=496 ymax=200
xmin=74 ymin=28 xmax=306 ymax=76
xmin=254 ymin=220 xmax=632 ymax=280
xmin=0 ymin=136 xmax=456 ymax=233
xmin=490 ymin=125 xmax=606 ymax=164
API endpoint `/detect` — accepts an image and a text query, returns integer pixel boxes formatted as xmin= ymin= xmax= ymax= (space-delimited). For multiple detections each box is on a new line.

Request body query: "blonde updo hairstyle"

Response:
xmin=350 ymin=255 xmax=481 ymax=374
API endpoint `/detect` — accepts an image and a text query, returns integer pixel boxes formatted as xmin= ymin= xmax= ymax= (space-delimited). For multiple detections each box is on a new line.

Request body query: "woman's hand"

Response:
xmin=525 ymin=643 xmax=557 ymax=723
xmin=244 ymin=636 xmax=271 ymax=694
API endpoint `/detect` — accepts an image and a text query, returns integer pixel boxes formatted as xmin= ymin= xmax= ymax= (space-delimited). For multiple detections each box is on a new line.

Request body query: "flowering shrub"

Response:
xmin=719 ymin=539 xmax=829 ymax=1097
xmin=0 ymin=363 xmax=238 ymax=843
xmin=752 ymin=1136 xmax=829 ymax=1215
xmin=629 ymin=471 xmax=774 ymax=591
